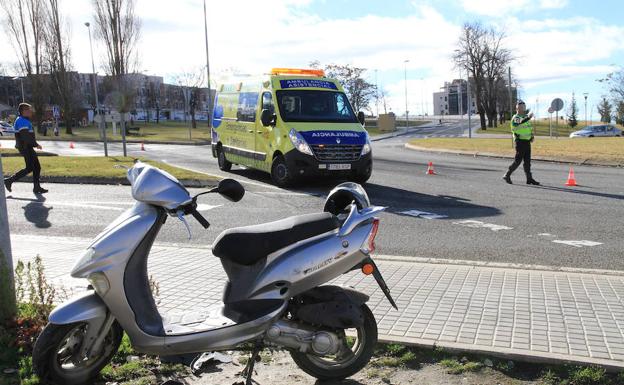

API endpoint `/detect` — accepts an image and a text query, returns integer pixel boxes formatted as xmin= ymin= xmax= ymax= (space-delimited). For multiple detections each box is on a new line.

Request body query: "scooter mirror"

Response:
xmin=216 ymin=179 xmax=245 ymax=202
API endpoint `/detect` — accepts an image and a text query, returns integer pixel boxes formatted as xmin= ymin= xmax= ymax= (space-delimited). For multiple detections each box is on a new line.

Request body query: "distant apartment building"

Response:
xmin=433 ymin=78 xmax=518 ymax=118
xmin=433 ymin=79 xmax=475 ymax=116
xmin=0 ymin=72 xmax=215 ymax=123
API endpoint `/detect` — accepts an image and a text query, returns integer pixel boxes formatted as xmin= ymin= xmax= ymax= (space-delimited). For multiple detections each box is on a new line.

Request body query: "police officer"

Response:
xmin=3 ymin=103 xmax=48 ymax=194
xmin=503 ymin=100 xmax=540 ymax=185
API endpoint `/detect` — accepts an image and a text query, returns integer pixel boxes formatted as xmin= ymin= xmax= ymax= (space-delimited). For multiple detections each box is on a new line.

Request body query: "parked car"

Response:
xmin=0 ymin=121 xmax=14 ymax=136
xmin=569 ymin=124 xmax=622 ymax=138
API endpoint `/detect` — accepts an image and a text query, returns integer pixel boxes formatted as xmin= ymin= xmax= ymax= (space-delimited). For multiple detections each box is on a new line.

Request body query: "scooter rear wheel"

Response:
xmin=290 ymin=304 xmax=377 ymax=381
xmin=33 ymin=321 xmax=123 ymax=385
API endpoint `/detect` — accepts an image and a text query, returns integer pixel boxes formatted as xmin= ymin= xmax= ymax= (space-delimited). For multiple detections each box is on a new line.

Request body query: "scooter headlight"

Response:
xmin=288 ymin=128 xmax=313 ymax=156
xmin=88 ymin=272 xmax=110 ymax=296
xmin=72 ymin=248 xmax=97 ymax=272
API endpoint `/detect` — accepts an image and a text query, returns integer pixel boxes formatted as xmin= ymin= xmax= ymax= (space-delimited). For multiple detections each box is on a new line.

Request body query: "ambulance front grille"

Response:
xmin=311 ymin=144 xmax=363 ymax=162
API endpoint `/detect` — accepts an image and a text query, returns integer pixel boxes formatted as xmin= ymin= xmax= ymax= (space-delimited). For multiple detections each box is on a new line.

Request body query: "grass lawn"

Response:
xmin=0 ymin=121 xmax=211 ymax=144
xmin=408 ymin=137 xmax=624 ymax=165
xmin=1 ymin=155 xmax=218 ymax=182
xmin=477 ymin=119 xmax=624 ymax=137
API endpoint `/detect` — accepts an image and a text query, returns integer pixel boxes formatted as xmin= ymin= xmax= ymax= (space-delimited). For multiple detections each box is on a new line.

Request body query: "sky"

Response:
xmin=1 ymin=0 xmax=623 ymax=120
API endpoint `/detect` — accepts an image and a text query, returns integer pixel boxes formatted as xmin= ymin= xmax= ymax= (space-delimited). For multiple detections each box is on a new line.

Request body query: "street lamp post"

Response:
xmin=583 ymin=92 xmax=588 ymax=127
xmin=203 ymin=0 xmax=213 ymax=131
xmin=404 ymin=59 xmax=409 ymax=129
xmin=85 ymin=22 xmax=107 ymax=157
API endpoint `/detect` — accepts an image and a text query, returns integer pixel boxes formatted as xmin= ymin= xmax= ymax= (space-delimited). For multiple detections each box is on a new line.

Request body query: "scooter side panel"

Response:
xmin=156 ymin=301 xmax=287 ymax=355
xmin=249 ymin=224 xmax=372 ymax=301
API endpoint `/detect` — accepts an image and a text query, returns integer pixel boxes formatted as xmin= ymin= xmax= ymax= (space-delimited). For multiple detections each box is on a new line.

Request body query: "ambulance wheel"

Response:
xmin=217 ymin=146 xmax=232 ymax=171
xmin=352 ymin=165 xmax=372 ymax=184
xmin=271 ymin=156 xmax=293 ymax=187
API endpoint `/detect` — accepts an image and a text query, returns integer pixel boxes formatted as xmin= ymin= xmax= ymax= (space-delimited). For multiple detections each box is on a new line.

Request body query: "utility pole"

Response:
xmin=86 ymin=22 xmax=107 ymax=157
xmin=374 ymin=69 xmax=379 ymax=117
xmin=0 ymin=155 xmax=16 ymax=320
xmin=583 ymin=92 xmax=589 ymax=127
xmin=203 ymin=0 xmax=213 ymax=130
xmin=508 ymin=67 xmax=513 ymax=147
xmin=404 ymin=59 xmax=409 ymax=129
xmin=467 ymin=66 xmax=472 ymax=138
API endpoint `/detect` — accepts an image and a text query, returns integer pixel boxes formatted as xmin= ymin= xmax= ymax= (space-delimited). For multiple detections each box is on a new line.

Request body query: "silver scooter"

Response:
xmin=32 ymin=161 xmax=397 ymax=385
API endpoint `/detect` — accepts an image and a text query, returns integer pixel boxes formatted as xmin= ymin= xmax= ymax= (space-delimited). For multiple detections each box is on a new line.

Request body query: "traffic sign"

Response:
xmin=551 ymin=98 xmax=564 ymax=112
xmin=548 ymin=107 xmax=554 ymax=114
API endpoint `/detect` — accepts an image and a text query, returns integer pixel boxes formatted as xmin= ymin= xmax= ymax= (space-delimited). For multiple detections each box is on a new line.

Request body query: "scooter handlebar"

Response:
xmin=191 ymin=209 xmax=210 ymax=229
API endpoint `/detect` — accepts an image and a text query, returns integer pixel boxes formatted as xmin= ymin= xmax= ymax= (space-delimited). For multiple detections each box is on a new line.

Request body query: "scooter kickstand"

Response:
xmin=240 ymin=343 xmax=263 ymax=385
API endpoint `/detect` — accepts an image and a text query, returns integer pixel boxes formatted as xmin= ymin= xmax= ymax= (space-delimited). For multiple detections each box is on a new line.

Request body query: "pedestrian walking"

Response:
xmin=3 ymin=103 xmax=48 ymax=194
xmin=503 ymin=100 xmax=540 ymax=185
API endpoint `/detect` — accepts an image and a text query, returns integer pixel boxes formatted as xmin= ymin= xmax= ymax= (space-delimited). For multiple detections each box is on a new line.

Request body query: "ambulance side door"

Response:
xmin=254 ymin=91 xmax=275 ymax=171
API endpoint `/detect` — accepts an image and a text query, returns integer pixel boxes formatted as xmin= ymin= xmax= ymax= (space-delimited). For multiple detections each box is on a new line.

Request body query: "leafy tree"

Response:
xmin=597 ymin=98 xmax=612 ymax=123
xmin=310 ymin=61 xmax=376 ymax=113
xmin=615 ymin=101 xmax=624 ymax=126
xmin=567 ymin=93 xmax=578 ymax=128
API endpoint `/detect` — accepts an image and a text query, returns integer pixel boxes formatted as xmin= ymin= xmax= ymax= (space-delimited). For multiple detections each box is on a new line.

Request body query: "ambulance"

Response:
xmin=211 ymin=68 xmax=372 ymax=187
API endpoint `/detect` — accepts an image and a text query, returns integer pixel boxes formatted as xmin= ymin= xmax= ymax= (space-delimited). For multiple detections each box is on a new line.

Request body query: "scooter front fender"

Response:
xmin=49 ymin=290 xmax=108 ymax=325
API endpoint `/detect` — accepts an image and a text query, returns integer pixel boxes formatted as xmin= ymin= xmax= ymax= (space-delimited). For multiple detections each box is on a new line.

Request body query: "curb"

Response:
xmin=9 ymin=175 xmax=218 ymax=188
xmin=374 ymin=254 xmax=624 ymax=277
xmin=0 ymin=151 xmax=58 ymax=157
xmin=0 ymin=138 xmax=211 ymax=146
xmin=404 ymin=143 xmax=623 ymax=168
xmin=378 ymin=335 xmax=624 ymax=372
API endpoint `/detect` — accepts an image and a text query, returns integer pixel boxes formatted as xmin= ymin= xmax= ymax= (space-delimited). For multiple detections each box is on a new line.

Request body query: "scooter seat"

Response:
xmin=212 ymin=212 xmax=340 ymax=266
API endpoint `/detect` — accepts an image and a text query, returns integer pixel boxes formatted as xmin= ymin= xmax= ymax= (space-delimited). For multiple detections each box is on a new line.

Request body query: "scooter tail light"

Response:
xmin=365 ymin=218 xmax=380 ymax=254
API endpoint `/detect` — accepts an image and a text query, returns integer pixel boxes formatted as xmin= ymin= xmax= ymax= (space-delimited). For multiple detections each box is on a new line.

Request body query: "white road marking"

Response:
xmin=18 ymin=201 xmax=127 ymax=211
xmin=538 ymin=233 xmax=556 ymax=237
xmin=400 ymin=209 xmax=448 ymax=220
xmin=196 ymin=204 xmax=221 ymax=211
xmin=453 ymin=220 xmax=512 ymax=232
xmin=552 ymin=240 xmax=603 ymax=248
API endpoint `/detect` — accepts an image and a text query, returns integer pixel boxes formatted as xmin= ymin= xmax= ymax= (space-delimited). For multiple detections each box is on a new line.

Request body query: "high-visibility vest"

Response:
xmin=511 ymin=114 xmax=533 ymax=141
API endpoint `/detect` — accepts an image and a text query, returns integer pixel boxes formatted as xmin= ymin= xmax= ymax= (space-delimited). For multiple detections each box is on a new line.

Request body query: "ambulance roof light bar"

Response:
xmin=270 ymin=68 xmax=325 ymax=77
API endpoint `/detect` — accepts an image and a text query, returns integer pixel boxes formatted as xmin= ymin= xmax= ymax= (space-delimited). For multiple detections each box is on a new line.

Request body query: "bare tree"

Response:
xmin=174 ymin=68 xmax=205 ymax=129
xmin=1 ymin=0 xmax=47 ymax=126
xmin=454 ymin=22 xmax=514 ymax=129
xmin=93 ymin=0 xmax=141 ymax=155
xmin=43 ymin=0 xmax=75 ymax=134
xmin=92 ymin=0 xmax=140 ymax=76
xmin=599 ymin=68 xmax=624 ymax=102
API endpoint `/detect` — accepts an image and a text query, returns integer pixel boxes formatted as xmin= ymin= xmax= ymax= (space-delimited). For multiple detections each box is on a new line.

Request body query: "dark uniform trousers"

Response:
xmin=507 ymin=139 xmax=532 ymax=177
xmin=8 ymin=146 xmax=42 ymax=189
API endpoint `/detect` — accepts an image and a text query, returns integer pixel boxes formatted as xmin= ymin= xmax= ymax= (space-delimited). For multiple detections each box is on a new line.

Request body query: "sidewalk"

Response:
xmin=11 ymin=234 xmax=624 ymax=370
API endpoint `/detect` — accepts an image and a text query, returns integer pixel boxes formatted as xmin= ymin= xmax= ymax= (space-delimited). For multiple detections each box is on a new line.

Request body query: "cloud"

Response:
xmin=0 ymin=0 xmax=620 ymax=115
xmin=460 ymin=0 xmax=569 ymax=17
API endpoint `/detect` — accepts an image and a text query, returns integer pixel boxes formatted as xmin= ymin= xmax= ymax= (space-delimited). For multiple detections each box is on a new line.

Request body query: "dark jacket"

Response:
xmin=14 ymin=116 xmax=39 ymax=151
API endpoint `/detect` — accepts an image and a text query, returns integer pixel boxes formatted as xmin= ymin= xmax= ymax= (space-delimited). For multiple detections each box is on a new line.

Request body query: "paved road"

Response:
xmin=3 ymin=129 xmax=624 ymax=269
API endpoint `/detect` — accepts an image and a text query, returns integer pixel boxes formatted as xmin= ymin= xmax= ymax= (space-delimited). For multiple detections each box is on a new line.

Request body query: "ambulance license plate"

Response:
xmin=326 ymin=164 xmax=351 ymax=171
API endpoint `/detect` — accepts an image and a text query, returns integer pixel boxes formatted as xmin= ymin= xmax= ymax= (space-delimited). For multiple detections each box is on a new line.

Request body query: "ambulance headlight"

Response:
xmin=289 ymin=128 xmax=313 ymax=156
xmin=361 ymin=135 xmax=372 ymax=156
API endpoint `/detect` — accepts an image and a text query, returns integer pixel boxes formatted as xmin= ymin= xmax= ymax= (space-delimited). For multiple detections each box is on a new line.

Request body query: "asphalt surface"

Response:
xmin=4 ymin=122 xmax=624 ymax=269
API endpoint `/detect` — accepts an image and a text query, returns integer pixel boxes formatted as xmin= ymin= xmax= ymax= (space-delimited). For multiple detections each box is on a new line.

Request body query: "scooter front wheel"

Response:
xmin=33 ymin=321 xmax=123 ymax=385
xmin=290 ymin=304 xmax=378 ymax=381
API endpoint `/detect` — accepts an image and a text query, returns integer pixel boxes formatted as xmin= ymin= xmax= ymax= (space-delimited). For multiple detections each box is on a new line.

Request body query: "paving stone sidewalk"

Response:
xmin=10 ymin=234 xmax=624 ymax=370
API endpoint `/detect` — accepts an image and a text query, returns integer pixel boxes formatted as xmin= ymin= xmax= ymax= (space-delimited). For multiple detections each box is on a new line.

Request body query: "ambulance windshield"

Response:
xmin=276 ymin=90 xmax=358 ymax=123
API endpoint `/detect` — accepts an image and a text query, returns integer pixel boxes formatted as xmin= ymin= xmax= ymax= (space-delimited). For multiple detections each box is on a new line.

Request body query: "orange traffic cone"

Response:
xmin=426 ymin=161 xmax=436 ymax=175
xmin=140 ymin=142 xmax=145 ymax=151
xmin=565 ymin=167 xmax=577 ymax=186
xmin=69 ymin=142 xmax=75 ymax=149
